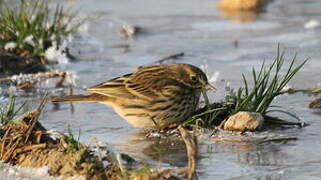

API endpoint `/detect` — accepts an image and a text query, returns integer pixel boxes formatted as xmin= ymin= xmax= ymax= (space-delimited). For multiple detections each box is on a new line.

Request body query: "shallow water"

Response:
xmin=2 ymin=0 xmax=321 ymax=179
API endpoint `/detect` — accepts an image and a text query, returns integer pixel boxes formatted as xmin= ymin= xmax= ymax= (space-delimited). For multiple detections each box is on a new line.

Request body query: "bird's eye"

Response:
xmin=191 ymin=76 xmax=197 ymax=83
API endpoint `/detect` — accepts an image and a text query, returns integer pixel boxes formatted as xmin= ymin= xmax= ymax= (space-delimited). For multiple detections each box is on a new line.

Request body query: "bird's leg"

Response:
xmin=149 ymin=115 xmax=160 ymax=131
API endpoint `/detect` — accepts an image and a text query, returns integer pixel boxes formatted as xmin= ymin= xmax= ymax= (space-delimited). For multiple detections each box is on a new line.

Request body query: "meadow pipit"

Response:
xmin=52 ymin=63 xmax=215 ymax=128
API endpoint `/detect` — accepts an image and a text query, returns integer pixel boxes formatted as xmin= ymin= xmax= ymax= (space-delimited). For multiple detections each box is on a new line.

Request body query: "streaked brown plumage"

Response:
xmin=52 ymin=63 xmax=215 ymax=128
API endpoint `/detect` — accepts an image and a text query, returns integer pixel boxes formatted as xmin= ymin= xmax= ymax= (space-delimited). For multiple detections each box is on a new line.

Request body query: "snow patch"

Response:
xmin=45 ymin=41 xmax=69 ymax=64
xmin=304 ymin=19 xmax=321 ymax=29
xmin=4 ymin=42 xmax=17 ymax=50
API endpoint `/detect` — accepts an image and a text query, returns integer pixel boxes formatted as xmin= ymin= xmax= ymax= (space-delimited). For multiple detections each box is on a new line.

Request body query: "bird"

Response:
xmin=52 ymin=63 xmax=215 ymax=128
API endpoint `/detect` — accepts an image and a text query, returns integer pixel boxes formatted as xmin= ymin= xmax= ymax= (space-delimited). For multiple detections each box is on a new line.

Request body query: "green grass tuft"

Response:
xmin=185 ymin=46 xmax=308 ymax=128
xmin=0 ymin=97 xmax=26 ymax=125
xmin=60 ymin=125 xmax=83 ymax=153
xmin=0 ymin=0 xmax=82 ymax=63
xmin=231 ymin=46 xmax=308 ymax=115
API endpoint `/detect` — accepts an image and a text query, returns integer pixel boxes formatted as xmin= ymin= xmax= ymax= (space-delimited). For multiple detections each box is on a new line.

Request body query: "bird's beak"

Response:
xmin=204 ymin=83 xmax=216 ymax=91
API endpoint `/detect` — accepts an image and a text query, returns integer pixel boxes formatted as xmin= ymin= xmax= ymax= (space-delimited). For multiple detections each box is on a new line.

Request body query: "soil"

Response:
xmin=0 ymin=55 xmax=47 ymax=75
xmin=0 ymin=111 xmax=109 ymax=179
xmin=0 ymin=108 xmax=180 ymax=179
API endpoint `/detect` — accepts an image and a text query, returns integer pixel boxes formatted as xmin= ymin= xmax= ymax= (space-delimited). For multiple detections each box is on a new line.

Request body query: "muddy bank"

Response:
xmin=0 ymin=99 xmax=181 ymax=180
xmin=0 ymin=109 xmax=108 ymax=179
xmin=0 ymin=55 xmax=47 ymax=75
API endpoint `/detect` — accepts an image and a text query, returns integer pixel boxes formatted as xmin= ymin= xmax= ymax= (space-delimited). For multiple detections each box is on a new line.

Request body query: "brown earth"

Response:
xmin=0 ymin=100 xmax=180 ymax=179
xmin=0 ymin=110 xmax=110 ymax=179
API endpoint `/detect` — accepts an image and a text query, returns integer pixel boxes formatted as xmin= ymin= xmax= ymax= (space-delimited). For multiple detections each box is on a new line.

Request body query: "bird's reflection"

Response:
xmin=118 ymin=128 xmax=298 ymax=180
xmin=122 ymin=130 xmax=188 ymax=167
xmin=219 ymin=9 xmax=260 ymax=23
xmin=236 ymin=143 xmax=285 ymax=166
xmin=205 ymin=141 xmax=286 ymax=166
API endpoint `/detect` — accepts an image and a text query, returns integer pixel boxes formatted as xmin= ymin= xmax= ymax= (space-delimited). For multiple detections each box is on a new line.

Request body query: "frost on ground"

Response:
xmin=0 ymin=164 xmax=85 ymax=180
xmin=0 ymin=71 xmax=77 ymax=96
xmin=45 ymin=39 xmax=72 ymax=64
xmin=200 ymin=60 xmax=220 ymax=84
xmin=304 ymin=19 xmax=321 ymax=29
xmin=4 ymin=42 xmax=17 ymax=50
xmin=4 ymin=71 xmax=75 ymax=86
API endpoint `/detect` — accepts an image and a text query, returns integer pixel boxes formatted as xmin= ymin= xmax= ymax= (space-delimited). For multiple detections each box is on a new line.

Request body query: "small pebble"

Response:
xmin=304 ymin=19 xmax=321 ymax=29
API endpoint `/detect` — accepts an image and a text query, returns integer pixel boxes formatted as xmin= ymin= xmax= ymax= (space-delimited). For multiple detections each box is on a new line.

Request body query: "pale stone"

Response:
xmin=217 ymin=0 xmax=270 ymax=10
xmin=222 ymin=111 xmax=264 ymax=131
xmin=304 ymin=19 xmax=321 ymax=29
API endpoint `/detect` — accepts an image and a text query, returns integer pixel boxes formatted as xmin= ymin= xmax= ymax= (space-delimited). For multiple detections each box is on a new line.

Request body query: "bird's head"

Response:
xmin=169 ymin=64 xmax=216 ymax=91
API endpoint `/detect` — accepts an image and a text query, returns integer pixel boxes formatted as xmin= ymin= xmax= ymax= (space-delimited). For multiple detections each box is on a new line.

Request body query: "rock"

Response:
xmin=304 ymin=19 xmax=321 ymax=29
xmin=217 ymin=0 xmax=271 ymax=11
xmin=222 ymin=111 xmax=264 ymax=131
xmin=120 ymin=25 xmax=142 ymax=38
xmin=217 ymin=0 xmax=273 ymax=23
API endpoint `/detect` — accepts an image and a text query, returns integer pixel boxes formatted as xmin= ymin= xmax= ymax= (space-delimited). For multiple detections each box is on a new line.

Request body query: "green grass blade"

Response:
xmin=265 ymin=109 xmax=301 ymax=121
xmin=242 ymin=74 xmax=249 ymax=96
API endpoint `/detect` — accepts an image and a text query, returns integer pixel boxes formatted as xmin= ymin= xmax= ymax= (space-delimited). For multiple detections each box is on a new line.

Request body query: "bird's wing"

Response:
xmin=125 ymin=72 xmax=188 ymax=101
xmin=123 ymin=73 xmax=162 ymax=100
xmin=86 ymin=72 xmax=169 ymax=100
xmin=87 ymin=65 xmax=186 ymax=101
xmin=86 ymin=73 xmax=136 ymax=99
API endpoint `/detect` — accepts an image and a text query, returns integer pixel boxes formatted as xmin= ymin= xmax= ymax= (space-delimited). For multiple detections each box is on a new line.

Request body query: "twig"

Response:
xmin=282 ymin=87 xmax=321 ymax=94
xmin=17 ymin=81 xmax=36 ymax=90
xmin=257 ymin=137 xmax=297 ymax=144
xmin=15 ymin=143 xmax=46 ymax=154
xmin=43 ymin=131 xmax=64 ymax=137
xmin=24 ymin=112 xmax=39 ymax=143
xmin=55 ymin=72 xmax=67 ymax=88
xmin=69 ymin=86 xmax=75 ymax=114
xmin=211 ymin=136 xmax=297 ymax=144
xmin=211 ymin=137 xmax=249 ymax=142
xmin=24 ymin=93 xmax=48 ymax=143
xmin=3 ymin=138 xmax=21 ymax=162
xmin=36 ymin=93 xmax=48 ymax=113
xmin=0 ymin=127 xmax=12 ymax=158
xmin=154 ymin=52 xmax=184 ymax=64
xmin=177 ymin=125 xmax=197 ymax=179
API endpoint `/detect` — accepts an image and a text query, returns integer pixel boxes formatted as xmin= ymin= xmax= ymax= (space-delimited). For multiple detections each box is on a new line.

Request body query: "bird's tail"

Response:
xmin=51 ymin=93 xmax=110 ymax=102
